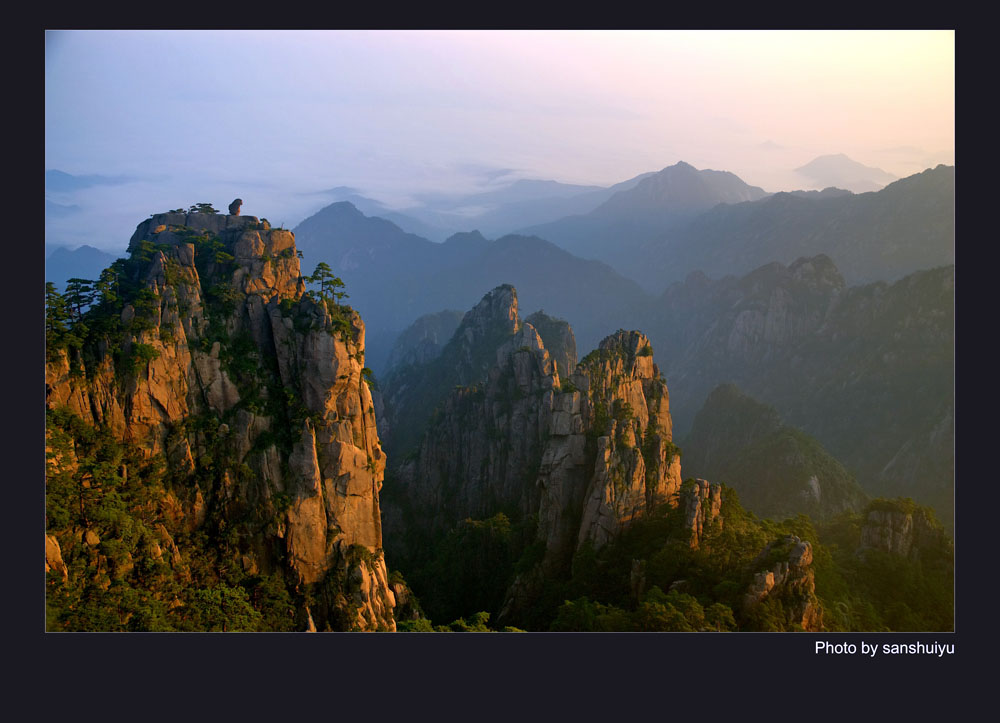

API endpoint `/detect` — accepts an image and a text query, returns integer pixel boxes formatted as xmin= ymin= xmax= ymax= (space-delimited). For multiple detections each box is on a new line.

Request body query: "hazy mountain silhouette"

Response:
xmin=313 ymin=173 xmax=658 ymax=243
xmin=312 ymin=188 xmax=458 ymax=242
xmin=794 ymin=153 xmax=897 ymax=192
xmin=633 ymin=164 xmax=954 ymax=291
xmin=45 ymin=244 xmax=121 ymax=291
xmin=520 ymin=161 xmax=769 ymax=269
xmin=45 ymin=169 xmax=135 ymax=192
xmin=292 ymin=202 xmax=651 ymax=373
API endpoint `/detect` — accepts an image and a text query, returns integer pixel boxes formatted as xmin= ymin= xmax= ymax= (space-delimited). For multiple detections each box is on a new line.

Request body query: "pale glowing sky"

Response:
xmin=45 ymin=30 xmax=955 ymax=252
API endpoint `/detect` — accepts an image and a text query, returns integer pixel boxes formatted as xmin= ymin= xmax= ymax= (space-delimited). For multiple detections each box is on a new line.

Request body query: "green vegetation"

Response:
xmin=188 ymin=202 xmax=219 ymax=214
xmin=401 ymin=512 xmax=524 ymax=625
xmin=814 ymin=502 xmax=953 ymax=632
xmin=45 ymin=406 xmax=299 ymax=631
xmin=682 ymin=384 xmax=869 ymax=521
xmin=389 ymin=481 xmax=953 ymax=632
xmin=303 ymin=262 xmax=355 ymax=341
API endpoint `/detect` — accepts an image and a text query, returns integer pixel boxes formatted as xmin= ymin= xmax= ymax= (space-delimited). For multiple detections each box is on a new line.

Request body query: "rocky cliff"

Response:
xmin=646 ymin=256 xmax=954 ymax=526
xmin=46 ymin=210 xmax=396 ymax=631
xmin=379 ymin=286 xmax=684 ymax=624
xmin=859 ymin=499 xmax=951 ymax=560
xmin=742 ymin=534 xmax=823 ymax=631
xmin=569 ymin=330 xmax=682 ymax=556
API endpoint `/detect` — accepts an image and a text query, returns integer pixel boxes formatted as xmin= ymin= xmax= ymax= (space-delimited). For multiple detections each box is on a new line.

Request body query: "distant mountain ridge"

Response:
xmin=639 ymin=256 xmax=954 ymax=524
xmin=45 ymin=169 xmax=135 ymax=193
xmin=45 ymin=245 xmax=121 ymax=291
xmin=635 ymin=164 xmax=954 ymax=290
xmin=313 ymin=172 xmax=656 ymax=241
xmin=520 ymin=163 xmax=952 ymax=292
xmin=292 ymin=202 xmax=651 ymax=374
xmin=594 ymin=161 xmax=770 ymax=218
xmin=521 ymin=161 xmax=771 ymax=264
xmin=794 ymin=153 xmax=897 ymax=193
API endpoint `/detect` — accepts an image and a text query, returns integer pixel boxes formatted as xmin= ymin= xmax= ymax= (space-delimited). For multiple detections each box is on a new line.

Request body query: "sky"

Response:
xmin=45 ymin=30 xmax=955 ymax=253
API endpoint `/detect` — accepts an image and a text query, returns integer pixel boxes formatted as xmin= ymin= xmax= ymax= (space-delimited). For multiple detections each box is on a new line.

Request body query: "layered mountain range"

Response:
xmin=44 ymin=155 xmax=954 ymax=632
xmin=291 ymin=163 xmax=953 ymax=381
xmin=371 ymin=284 xmax=951 ymax=631
xmin=292 ymin=202 xmax=649 ymax=373
xmin=377 ymin=285 xmax=831 ymax=630
xmin=523 ymin=162 xmax=953 ymax=291
xmin=643 ymin=256 xmax=954 ymax=524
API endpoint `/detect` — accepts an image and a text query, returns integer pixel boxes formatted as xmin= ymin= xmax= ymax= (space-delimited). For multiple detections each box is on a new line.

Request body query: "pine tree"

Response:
xmin=64 ymin=278 xmax=95 ymax=321
xmin=308 ymin=262 xmax=348 ymax=304
xmin=45 ymin=282 xmax=70 ymax=348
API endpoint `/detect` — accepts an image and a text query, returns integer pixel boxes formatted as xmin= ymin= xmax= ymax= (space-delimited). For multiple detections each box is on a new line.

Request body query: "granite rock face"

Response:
xmin=572 ymin=331 xmax=682 ymax=556
xmin=859 ymin=501 xmax=950 ymax=560
xmin=682 ymin=478 xmax=723 ymax=549
xmin=45 ymin=535 xmax=69 ymax=581
xmin=390 ymin=295 xmax=559 ymax=538
xmin=743 ymin=535 xmax=823 ymax=631
xmin=46 ymin=211 xmax=395 ymax=631
xmin=381 ymin=287 xmax=685 ymax=622
xmin=524 ymin=311 xmax=577 ymax=380
xmin=377 ymin=285 xmax=522 ymax=461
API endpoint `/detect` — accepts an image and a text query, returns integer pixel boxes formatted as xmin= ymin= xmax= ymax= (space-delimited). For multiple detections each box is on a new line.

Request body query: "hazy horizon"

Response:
xmin=45 ymin=30 xmax=954 ymax=253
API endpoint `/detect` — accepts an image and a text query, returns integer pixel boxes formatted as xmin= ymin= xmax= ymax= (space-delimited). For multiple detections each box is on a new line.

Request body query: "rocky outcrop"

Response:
xmin=45 ymin=534 xmax=68 ymax=581
xmin=229 ymin=199 xmax=243 ymax=216
xmin=524 ymin=311 xmax=577 ymax=379
xmin=46 ymin=210 xmax=395 ymax=631
xmin=743 ymin=535 xmax=823 ymax=631
xmin=859 ymin=500 xmax=950 ymax=560
xmin=572 ymin=331 xmax=682 ymax=555
xmin=391 ymin=305 xmax=560 ymax=538
xmin=651 ymin=258 xmax=954 ymax=526
xmin=682 ymin=478 xmax=723 ymax=549
xmin=382 ymin=288 xmax=685 ymax=623
xmin=378 ymin=285 xmax=523 ymax=460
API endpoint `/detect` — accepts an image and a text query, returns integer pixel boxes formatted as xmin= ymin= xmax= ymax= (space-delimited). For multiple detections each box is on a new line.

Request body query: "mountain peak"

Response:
xmin=325 ymin=200 xmax=365 ymax=216
xmin=464 ymin=284 xmax=519 ymax=332
xmin=596 ymin=161 xmax=768 ymax=218
xmin=795 ymin=154 xmax=897 ymax=192
xmin=443 ymin=230 xmax=488 ymax=246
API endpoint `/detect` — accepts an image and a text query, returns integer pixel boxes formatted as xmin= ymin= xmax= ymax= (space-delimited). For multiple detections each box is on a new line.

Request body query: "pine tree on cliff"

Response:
xmin=188 ymin=202 xmax=219 ymax=214
xmin=308 ymin=262 xmax=348 ymax=304
xmin=64 ymin=278 xmax=95 ymax=321
xmin=45 ymin=282 xmax=70 ymax=344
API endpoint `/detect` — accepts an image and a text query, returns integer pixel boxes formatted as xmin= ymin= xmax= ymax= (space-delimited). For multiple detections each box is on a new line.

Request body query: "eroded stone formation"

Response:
xmin=742 ymin=535 xmax=823 ymax=631
xmin=381 ymin=286 xmax=686 ymax=621
xmin=45 ymin=209 xmax=395 ymax=631
xmin=859 ymin=502 xmax=950 ymax=560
